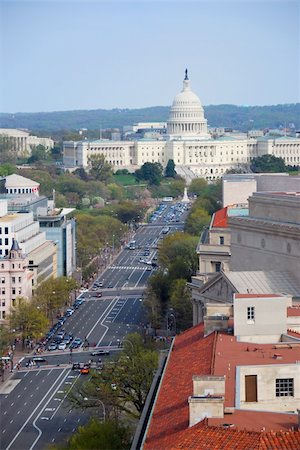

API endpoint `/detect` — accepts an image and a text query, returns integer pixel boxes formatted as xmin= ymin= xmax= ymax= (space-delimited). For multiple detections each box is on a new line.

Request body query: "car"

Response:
xmin=72 ymin=362 xmax=81 ymax=370
xmin=79 ymin=288 xmax=89 ymax=293
xmin=48 ymin=343 xmax=57 ymax=351
xmin=139 ymin=258 xmax=145 ymax=263
xmin=58 ymin=342 xmax=67 ymax=350
xmin=66 ymin=308 xmax=74 ymax=316
xmin=80 ymin=366 xmax=90 ymax=375
xmin=107 ymin=282 xmax=113 ymax=288
xmin=96 ymin=292 xmax=102 ymax=298
xmin=98 ymin=282 xmax=103 ymax=287
xmin=90 ymin=349 xmax=110 ymax=356
xmin=32 ymin=356 xmax=47 ymax=363
xmin=70 ymin=338 xmax=82 ymax=349
xmin=146 ymin=266 xmax=152 ymax=271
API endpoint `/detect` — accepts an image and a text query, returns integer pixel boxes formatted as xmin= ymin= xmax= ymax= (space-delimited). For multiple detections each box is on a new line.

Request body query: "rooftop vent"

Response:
xmin=222 ymin=423 xmax=235 ymax=428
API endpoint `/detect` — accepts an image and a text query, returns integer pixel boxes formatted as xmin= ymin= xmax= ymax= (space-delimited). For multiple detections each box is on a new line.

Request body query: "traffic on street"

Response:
xmin=0 ymin=201 xmax=188 ymax=450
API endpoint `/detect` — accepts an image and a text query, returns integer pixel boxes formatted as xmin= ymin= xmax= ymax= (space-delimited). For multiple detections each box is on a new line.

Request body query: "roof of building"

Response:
xmin=211 ymin=206 xmax=248 ymax=229
xmin=0 ymin=128 xmax=30 ymax=137
xmin=224 ymin=271 xmax=300 ymax=297
xmin=287 ymin=306 xmax=300 ymax=317
xmin=235 ymin=293 xmax=283 ymax=298
xmin=4 ymin=174 xmax=39 ymax=188
xmin=143 ymin=326 xmax=300 ymax=450
xmin=212 ymin=207 xmax=228 ymax=228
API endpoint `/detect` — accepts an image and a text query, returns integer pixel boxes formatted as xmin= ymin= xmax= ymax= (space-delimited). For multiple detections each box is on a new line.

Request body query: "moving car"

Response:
xmin=80 ymin=366 xmax=90 ymax=375
xmin=32 ymin=356 xmax=47 ymax=363
xmin=90 ymin=349 xmax=110 ymax=356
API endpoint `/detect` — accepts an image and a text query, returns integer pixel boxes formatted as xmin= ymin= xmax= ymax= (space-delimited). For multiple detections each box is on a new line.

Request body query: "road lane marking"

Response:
xmin=86 ymin=297 xmax=119 ymax=345
xmin=6 ymin=369 xmax=67 ymax=450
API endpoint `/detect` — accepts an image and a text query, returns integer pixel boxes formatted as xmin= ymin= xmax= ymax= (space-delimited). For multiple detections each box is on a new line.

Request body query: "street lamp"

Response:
xmin=83 ymin=397 xmax=106 ymax=421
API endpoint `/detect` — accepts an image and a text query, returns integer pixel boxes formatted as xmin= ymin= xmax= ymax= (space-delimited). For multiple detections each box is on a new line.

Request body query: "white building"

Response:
xmin=0 ymin=200 xmax=57 ymax=291
xmin=63 ymin=72 xmax=300 ymax=180
xmin=1 ymin=174 xmax=40 ymax=196
xmin=0 ymin=128 xmax=54 ymax=156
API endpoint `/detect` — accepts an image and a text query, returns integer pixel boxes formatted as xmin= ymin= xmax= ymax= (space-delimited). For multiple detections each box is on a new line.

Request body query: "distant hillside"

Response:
xmin=0 ymin=104 xmax=299 ymax=136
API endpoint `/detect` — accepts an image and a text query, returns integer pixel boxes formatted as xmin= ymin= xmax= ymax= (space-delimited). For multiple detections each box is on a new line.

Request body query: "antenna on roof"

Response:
xmin=184 ymin=68 xmax=188 ymax=80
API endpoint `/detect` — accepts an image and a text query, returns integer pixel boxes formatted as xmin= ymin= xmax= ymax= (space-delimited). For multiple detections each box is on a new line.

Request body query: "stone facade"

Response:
xmin=229 ymin=192 xmax=300 ymax=278
xmin=63 ymin=73 xmax=300 ymax=181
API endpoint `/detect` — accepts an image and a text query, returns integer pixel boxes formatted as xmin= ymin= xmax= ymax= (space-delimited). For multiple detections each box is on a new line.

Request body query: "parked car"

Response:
xmin=66 ymin=308 xmax=74 ymax=317
xmin=58 ymin=342 xmax=67 ymax=350
xmin=48 ymin=343 xmax=57 ymax=351
xmin=70 ymin=338 xmax=82 ymax=349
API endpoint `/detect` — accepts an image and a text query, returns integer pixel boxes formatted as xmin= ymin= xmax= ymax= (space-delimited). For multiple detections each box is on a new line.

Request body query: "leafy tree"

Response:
xmin=114 ymin=201 xmax=144 ymax=223
xmin=184 ymin=207 xmax=210 ymax=235
xmin=68 ymin=333 xmax=158 ymax=419
xmin=250 ymin=154 xmax=287 ymax=173
xmin=9 ymin=297 xmax=49 ymax=347
xmin=74 ymin=167 xmax=89 ymax=181
xmin=34 ymin=277 xmax=77 ymax=323
xmin=135 ymin=162 xmax=163 ymax=185
xmin=27 ymin=144 xmax=50 ymax=163
xmin=165 ymin=159 xmax=176 ymax=177
xmin=169 ymin=279 xmax=193 ymax=332
xmin=168 ymin=178 xmax=186 ymax=198
xmin=0 ymin=135 xmax=18 ymax=163
xmin=0 ymin=163 xmax=16 ymax=177
xmin=88 ymin=154 xmax=113 ymax=182
xmin=188 ymin=177 xmax=208 ymax=197
xmin=0 ymin=325 xmax=11 ymax=356
xmin=52 ymin=418 xmax=131 ymax=450
xmin=107 ymin=183 xmax=124 ymax=201
xmin=158 ymin=232 xmax=198 ymax=280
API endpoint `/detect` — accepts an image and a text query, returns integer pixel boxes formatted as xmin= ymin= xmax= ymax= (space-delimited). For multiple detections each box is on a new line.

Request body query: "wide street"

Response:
xmin=0 ymin=201 xmax=187 ymax=450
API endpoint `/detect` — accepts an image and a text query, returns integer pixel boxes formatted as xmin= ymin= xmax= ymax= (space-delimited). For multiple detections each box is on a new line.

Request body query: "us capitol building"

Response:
xmin=63 ymin=71 xmax=300 ymax=181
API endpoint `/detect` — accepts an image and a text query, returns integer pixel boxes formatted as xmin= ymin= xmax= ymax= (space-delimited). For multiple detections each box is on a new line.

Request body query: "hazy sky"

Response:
xmin=0 ymin=0 xmax=299 ymax=112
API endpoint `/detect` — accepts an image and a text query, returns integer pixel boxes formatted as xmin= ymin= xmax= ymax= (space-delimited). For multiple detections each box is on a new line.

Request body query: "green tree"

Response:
xmin=27 ymin=144 xmax=50 ymax=163
xmin=0 ymin=163 xmax=16 ymax=177
xmin=158 ymin=232 xmax=198 ymax=280
xmin=250 ymin=154 xmax=287 ymax=173
xmin=184 ymin=207 xmax=210 ymax=235
xmin=135 ymin=162 xmax=163 ymax=185
xmin=52 ymin=419 xmax=131 ymax=450
xmin=0 ymin=325 xmax=11 ymax=356
xmin=169 ymin=279 xmax=193 ymax=332
xmin=34 ymin=277 xmax=77 ymax=323
xmin=9 ymin=298 xmax=49 ymax=347
xmin=168 ymin=178 xmax=186 ymax=198
xmin=165 ymin=159 xmax=176 ymax=177
xmin=188 ymin=177 xmax=208 ymax=197
xmin=0 ymin=135 xmax=18 ymax=163
xmin=88 ymin=154 xmax=113 ymax=182
xmin=69 ymin=333 xmax=158 ymax=419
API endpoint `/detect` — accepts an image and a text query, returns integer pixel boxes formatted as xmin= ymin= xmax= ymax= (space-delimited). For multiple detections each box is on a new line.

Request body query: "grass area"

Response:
xmin=113 ymin=173 xmax=137 ymax=186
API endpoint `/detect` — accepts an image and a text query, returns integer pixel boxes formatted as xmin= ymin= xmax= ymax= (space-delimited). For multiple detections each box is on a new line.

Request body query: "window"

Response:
xmin=219 ymin=236 xmax=224 ymax=245
xmin=5 ymin=238 xmax=8 ymax=245
xmin=247 ymin=306 xmax=255 ymax=322
xmin=12 ymin=277 xmax=15 ymax=284
xmin=12 ymin=288 xmax=16 ymax=295
xmin=4 ymin=227 xmax=8 ymax=234
xmin=18 ymin=277 xmax=21 ymax=283
xmin=276 ymin=378 xmax=294 ymax=397
xmin=1 ymin=288 xmax=5 ymax=295
xmin=215 ymin=262 xmax=221 ymax=272
xmin=1 ymin=277 xmax=5 ymax=284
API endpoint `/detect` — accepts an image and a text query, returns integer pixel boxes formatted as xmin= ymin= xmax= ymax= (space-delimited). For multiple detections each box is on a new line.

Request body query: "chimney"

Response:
xmin=188 ymin=376 xmax=225 ymax=427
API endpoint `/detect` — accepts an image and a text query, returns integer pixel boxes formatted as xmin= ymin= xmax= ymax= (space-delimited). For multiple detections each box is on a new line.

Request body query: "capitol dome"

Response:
xmin=167 ymin=70 xmax=209 ymax=140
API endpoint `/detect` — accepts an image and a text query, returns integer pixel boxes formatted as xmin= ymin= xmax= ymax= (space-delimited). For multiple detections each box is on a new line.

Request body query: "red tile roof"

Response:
xmin=212 ymin=207 xmax=228 ymax=228
xmin=287 ymin=306 xmax=300 ymax=317
xmin=143 ymin=325 xmax=300 ymax=450
xmin=287 ymin=329 xmax=300 ymax=338
xmin=235 ymin=293 xmax=282 ymax=298
xmin=143 ymin=324 xmax=216 ymax=449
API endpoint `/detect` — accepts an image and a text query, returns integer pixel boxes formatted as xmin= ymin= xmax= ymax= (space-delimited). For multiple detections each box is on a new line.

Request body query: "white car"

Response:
xmin=58 ymin=342 xmax=67 ymax=350
xmin=79 ymin=288 xmax=89 ymax=293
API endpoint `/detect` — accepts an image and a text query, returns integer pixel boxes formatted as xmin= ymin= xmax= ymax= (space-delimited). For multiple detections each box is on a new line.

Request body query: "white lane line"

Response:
xmin=4 ymin=411 xmax=7 ymax=415
xmin=135 ymin=269 xmax=147 ymax=287
xmin=29 ymin=369 xmax=73 ymax=450
xmin=6 ymin=369 xmax=67 ymax=450
xmin=2 ymin=430 xmax=6 ymax=434
xmin=86 ymin=297 xmax=119 ymax=345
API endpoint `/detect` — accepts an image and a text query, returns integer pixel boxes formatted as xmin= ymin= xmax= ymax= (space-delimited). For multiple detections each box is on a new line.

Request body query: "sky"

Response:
xmin=0 ymin=0 xmax=299 ymax=112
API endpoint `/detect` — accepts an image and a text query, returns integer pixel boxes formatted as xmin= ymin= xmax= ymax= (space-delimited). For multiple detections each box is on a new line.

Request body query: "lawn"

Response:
xmin=113 ymin=173 xmax=138 ymax=186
